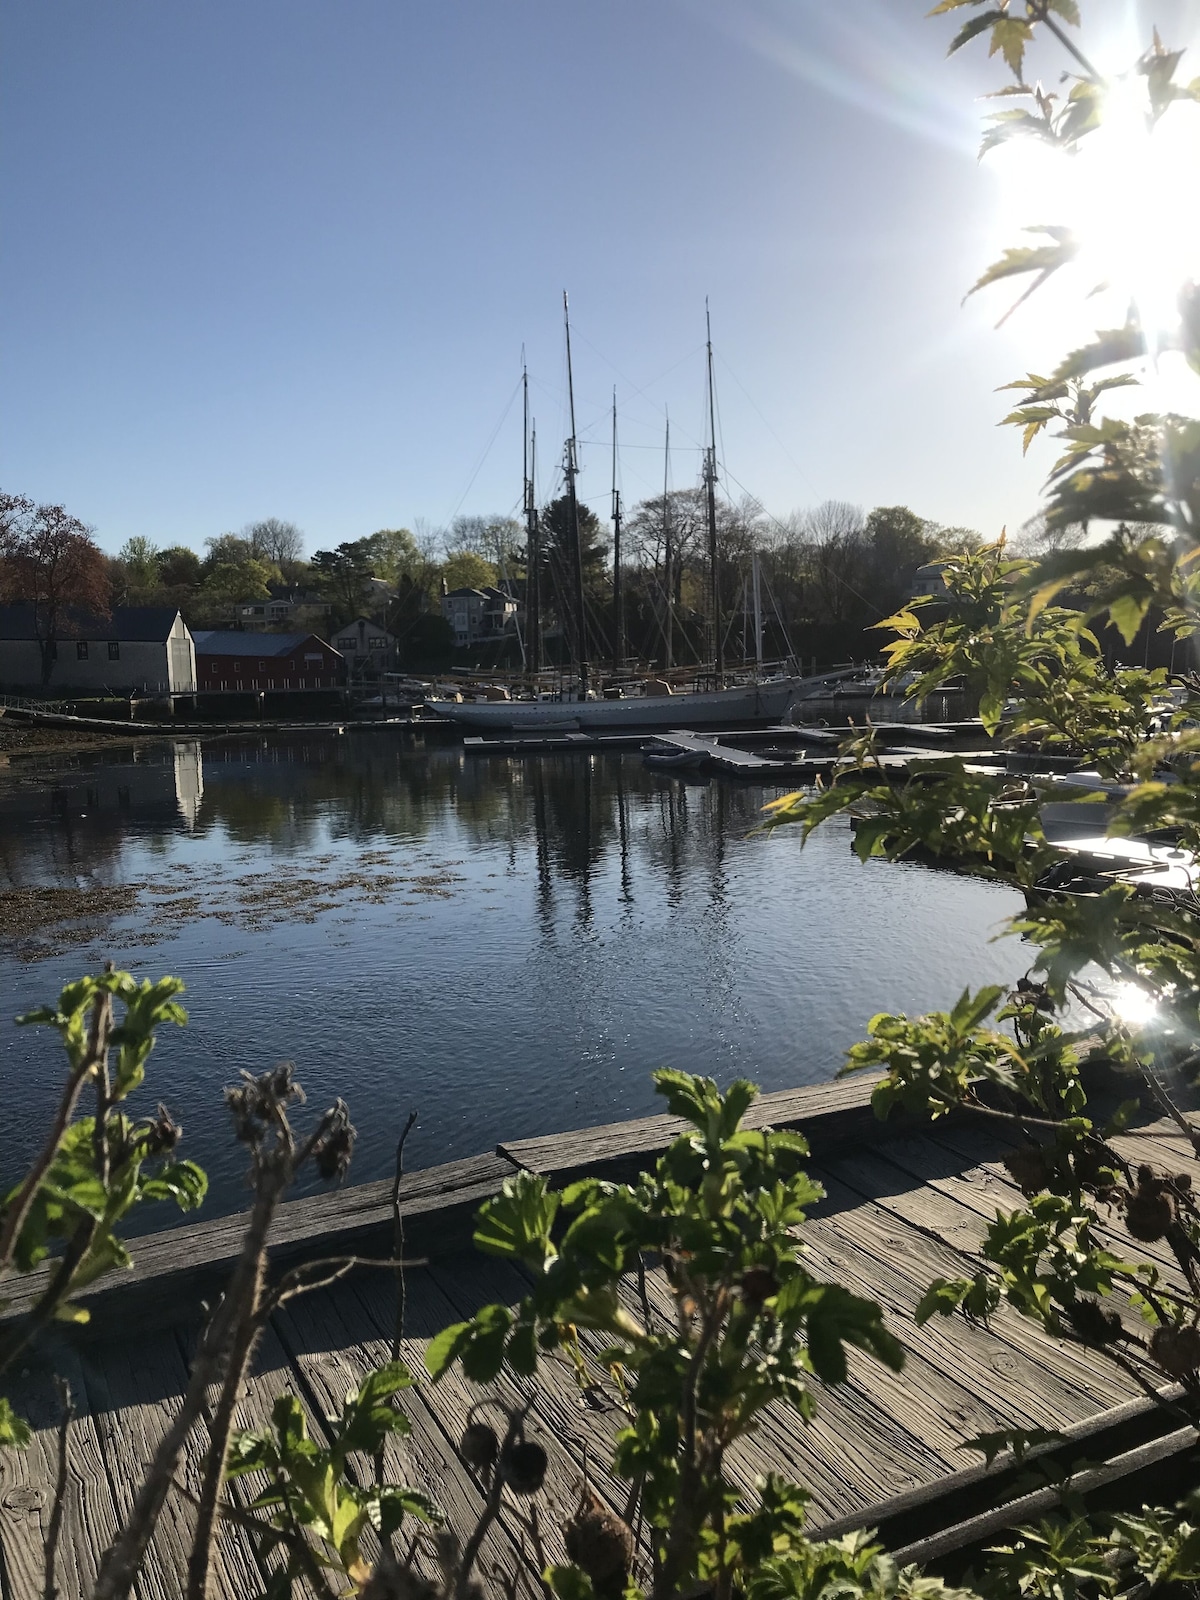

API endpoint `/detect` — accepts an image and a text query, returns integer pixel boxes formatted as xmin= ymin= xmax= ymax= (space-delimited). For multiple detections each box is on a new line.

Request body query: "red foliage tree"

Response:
xmin=0 ymin=492 xmax=111 ymax=686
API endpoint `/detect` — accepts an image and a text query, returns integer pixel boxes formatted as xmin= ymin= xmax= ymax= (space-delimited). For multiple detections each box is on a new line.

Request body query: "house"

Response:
xmin=236 ymin=590 xmax=332 ymax=628
xmin=331 ymin=617 xmax=397 ymax=678
xmin=0 ymin=605 xmax=197 ymax=695
xmin=191 ymin=630 xmax=345 ymax=692
xmin=911 ymin=560 xmax=951 ymax=598
xmin=441 ymin=585 xmax=520 ymax=648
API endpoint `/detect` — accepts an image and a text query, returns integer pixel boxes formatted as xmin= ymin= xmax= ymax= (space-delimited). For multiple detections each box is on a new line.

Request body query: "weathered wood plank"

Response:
xmin=362 ymin=1256 xmax=598 ymax=1576
xmin=0 ymin=1341 xmax=120 ymax=1600
xmin=425 ymin=1251 xmax=641 ymax=1561
xmin=499 ymin=1074 xmax=889 ymax=1185
xmin=2 ymin=1152 xmax=521 ymax=1337
xmin=79 ymin=1322 xmax=268 ymax=1600
xmin=271 ymin=1264 xmax=542 ymax=1595
xmin=809 ymin=1169 xmax=1136 ymax=1412
xmin=175 ymin=1319 xmax=320 ymax=1600
xmin=904 ymin=1123 xmax=1188 ymax=1288
xmin=626 ymin=1250 xmax=955 ymax=1523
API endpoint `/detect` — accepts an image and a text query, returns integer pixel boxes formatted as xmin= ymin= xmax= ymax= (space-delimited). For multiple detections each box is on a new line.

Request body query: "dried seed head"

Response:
xmin=740 ymin=1265 xmax=780 ymax=1309
xmin=224 ymin=1062 xmax=305 ymax=1145
xmin=1150 ymin=1323 xmax=1200 ymax=1377
xmin=460 ymin=1422 xmax=499 ymax=1473
xmin=358 ymin=1552 xmax=439 ymax=1600
xmin=1177 ymin=1172 xmax=1193 ymax=1192
xmin=499 ymin=1439 xmax=547 ymax=1495
xmin=313 ymin=1101 xmax=356 ymax=1182
xmin=1003 ymin=1145 xmax=1053 ymax=1194
xmin=1126 ymin=1184 xmax=1175 ymax=1242
xmin=563 ymin=1488 xmax=634 ymax=1585
xmin=143 ymin=1103 xmax=181 ymax=1157
xmin=1066 ymin=1297 xmax=1122 ymax=1347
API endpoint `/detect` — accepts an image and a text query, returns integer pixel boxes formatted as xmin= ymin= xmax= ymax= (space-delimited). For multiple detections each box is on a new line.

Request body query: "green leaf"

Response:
xmin=545 ymin=1566 xmax=597 ymax=1600
xmin=0 ymin=1398 xmax=32 ymax=1448
xmin=948 ymin=11 xmax=1005 ymax=56
xmin=424 ymin=1320 xmax=472 ymax=1380
xmin=1107 ymin=590 xmax=1152 ymax=646
xmin=473 ymin=1171 xmax=559 ymax=1268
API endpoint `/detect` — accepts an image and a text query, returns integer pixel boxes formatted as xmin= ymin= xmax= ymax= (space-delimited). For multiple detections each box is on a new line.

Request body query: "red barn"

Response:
xmin=191 ymin=630 xmax=345 ymax=692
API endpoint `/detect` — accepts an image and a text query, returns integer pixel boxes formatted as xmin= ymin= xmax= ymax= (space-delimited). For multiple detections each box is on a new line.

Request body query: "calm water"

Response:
xmin=0 ymin=734 xmax=1029 ymax=1221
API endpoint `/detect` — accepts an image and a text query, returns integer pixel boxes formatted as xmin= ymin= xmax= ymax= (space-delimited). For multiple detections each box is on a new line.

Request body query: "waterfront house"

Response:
xmin=192 ymin=630 xmax=345 ymax=692
xmin=441 ymin=585 xmax=520 ymax=648
xmin=331 ymin=617 xmax=397 ymax=679
xmin=236 ymin=589 xmax=332 ymax=628
xmin=0 ymin=604 xmax=197 ymax=696
xmin=911 ymin=560 xmax=951 ymax=598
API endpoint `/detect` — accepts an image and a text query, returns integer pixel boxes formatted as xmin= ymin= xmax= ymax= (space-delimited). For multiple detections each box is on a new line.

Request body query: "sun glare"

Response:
xmin=1110 ymin=979 xmax=1159 ymax=1027
xmin=985 ymin=72 xmax=1200 ymax=385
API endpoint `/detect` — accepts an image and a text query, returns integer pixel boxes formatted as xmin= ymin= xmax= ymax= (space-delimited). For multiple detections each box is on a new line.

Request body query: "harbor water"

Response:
xmin=0 ymin=733 xmax=1029 ymax=1220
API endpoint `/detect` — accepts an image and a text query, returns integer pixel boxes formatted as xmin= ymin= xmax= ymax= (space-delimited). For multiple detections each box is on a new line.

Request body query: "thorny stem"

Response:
xmin=92 ymin=1153 xmax=285 ymax=1600
xmin=0 ymin=990 xmax=112 ymax=1279
xmin=42 ymin=1377 xmax=73 ymax=1600
xmin=185 ymin=1160 xmax=285 ymax=1600
xmin=657 ymin=1291 xmax=723 ymax=1600
xmin=378 ymin=1108 xmax=418 ymax=1508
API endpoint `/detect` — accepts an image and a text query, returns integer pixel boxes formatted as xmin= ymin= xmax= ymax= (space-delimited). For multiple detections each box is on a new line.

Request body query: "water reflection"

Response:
xmin=0 ymin=733 xmax=1029 ymax=1220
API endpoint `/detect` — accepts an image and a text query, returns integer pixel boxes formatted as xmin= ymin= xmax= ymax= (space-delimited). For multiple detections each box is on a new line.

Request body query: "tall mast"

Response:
xmin=611 ymin=388 xmax=624 ymax=673
xmin=563 ymin=291 xmax=588 ymax=695
xmin=752 ymin=551 xmax=764 ymax=671
xmin=524 ymin=364 xmax=542 ymax=674
xmin=704 ymin=299 xmax=723 ymax=685
xmin=662 ymin=411 xmax=673 ymax=671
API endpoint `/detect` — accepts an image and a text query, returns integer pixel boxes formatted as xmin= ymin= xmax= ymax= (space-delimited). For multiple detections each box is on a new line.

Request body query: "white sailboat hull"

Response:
xmin=427 ymin=678 xmax=807 ymax=731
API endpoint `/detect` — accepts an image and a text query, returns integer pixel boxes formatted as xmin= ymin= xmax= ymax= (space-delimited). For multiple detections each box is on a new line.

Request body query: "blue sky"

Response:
xmin=3 ymin=0 xmax=1197 ymax=556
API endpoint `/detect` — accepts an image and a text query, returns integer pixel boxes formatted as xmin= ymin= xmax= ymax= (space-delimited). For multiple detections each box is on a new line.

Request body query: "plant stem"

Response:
xmin=0 ymin=992 xmax=111 ymax=1279
xmin=42 ymin=1376 xmax=73 ymax=1600
xmin=92 ymin=1164 xmax=282 ymax=1600
xmin=184 ymin=1162 xmax=284 ymax=1600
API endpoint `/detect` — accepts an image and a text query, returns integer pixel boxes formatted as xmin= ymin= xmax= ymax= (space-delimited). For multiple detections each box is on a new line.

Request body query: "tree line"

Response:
xmin=4 ymin=484 xmax=1091 ymax=679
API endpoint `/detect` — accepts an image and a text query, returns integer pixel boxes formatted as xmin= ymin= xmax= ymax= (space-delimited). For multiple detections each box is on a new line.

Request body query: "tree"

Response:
xmin=799 ymin=500 xmax=869 ymax=627
xmin=156 ymin=545 xmax=202 ymax=591
xmin=441 ymin=550 xmax=497 ymax=593
xmin=310 ymin=540 xmax=377 ymax=621
xmin=446 ymin=514 xmax=523 ymax=573
xmin=243 ymin=518 xmax=304 ymax=577
xmin=111 ymin=536 xmax=162 ymax=603
xmin=199 ymin=557 xmax=274 ymax=613
xmin=0 ymin=494 xmax=111 ymax=685
xmin=863 ymin=505 xmax=939 ymax=616
xmin=362 ymin=527 xmax=420 ymax=586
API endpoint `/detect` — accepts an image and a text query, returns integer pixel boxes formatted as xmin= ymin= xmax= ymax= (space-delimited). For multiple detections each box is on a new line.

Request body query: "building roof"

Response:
xmin=444 ymin=587 xmax=490 ymax=600
xmin=0 ymin=604 xmax=185 ymax=642
xmin=333 ymin=616 xmax=396 ymax=641
xmin=192 ymin=630 xmax=341 ymax=658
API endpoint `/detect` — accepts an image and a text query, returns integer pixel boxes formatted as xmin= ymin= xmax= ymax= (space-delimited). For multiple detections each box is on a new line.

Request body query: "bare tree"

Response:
xmin=1013 ymin=511 xmax=1088 ymax=556
xmin=799 ymin=500 xmax=868 ymax=626
xmin=243 ymin=519 xmax=304 ymax=576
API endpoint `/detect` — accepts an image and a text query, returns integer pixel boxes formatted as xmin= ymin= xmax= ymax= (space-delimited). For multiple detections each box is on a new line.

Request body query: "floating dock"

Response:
xmin=0 ymin=1075 xmax=1187 ymax=1595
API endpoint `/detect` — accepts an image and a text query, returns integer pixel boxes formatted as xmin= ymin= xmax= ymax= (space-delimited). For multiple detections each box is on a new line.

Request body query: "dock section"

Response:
xmin=0 ymin=1077 xmax=1180 ymax=1596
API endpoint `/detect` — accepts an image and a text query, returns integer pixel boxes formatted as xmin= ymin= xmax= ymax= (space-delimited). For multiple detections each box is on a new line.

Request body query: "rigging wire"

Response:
xmin=441 ymin=373 xmax=524 ymax=532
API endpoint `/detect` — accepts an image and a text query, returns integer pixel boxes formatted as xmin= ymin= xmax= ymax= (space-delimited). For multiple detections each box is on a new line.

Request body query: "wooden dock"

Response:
xmin=0 ymin=1075 xmax=1187 ymax=1598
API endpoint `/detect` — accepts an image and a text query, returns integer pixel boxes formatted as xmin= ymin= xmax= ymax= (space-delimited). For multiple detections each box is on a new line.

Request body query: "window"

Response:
xmin=107 ymin=642 xmax=120 ymax=661
xmin=258 ymin=661 xmax=266 ymax=672
xmin=338 ymin=637 xmax=356 ymax=650
xmin=76 ymin=641 xmax=89 ymax=660
xmin=233 ymin=661 xmax=241 ymax=671
xmin=369 ymin=636 xmax=387 ymax=649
